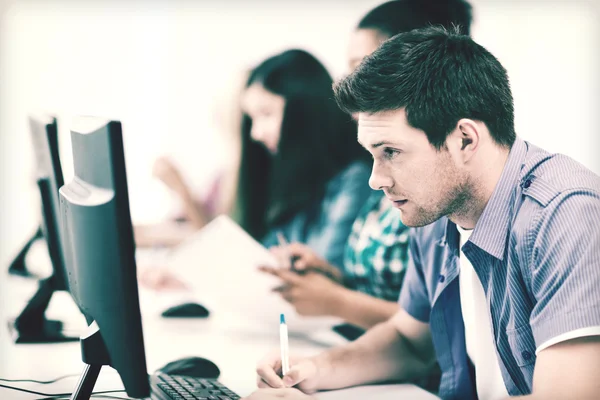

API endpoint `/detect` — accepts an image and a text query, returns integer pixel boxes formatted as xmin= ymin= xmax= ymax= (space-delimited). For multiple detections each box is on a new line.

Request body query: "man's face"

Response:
xmin=358 ymin=109 xmax=470 ymax=227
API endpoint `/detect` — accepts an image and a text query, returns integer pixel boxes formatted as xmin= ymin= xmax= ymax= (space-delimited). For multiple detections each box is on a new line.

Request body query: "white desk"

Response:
xmin=0 ymin=247 xmax=439 ymax=400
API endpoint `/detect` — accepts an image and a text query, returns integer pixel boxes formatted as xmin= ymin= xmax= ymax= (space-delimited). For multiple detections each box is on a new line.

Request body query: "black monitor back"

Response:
xmin=59 ymin=117 xmax=149 ymax=398
xmin=29 ymin=115 xmax=68 ymax=289
xmin=8 ymin=116 xmax=80 ymax=344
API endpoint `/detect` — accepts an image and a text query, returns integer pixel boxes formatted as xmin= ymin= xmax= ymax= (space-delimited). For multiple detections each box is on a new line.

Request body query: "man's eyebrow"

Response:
xmin=371 ymin=141 xmax=393 ymax=149
xmin=356 ymin=138 xmax=396 ymax=149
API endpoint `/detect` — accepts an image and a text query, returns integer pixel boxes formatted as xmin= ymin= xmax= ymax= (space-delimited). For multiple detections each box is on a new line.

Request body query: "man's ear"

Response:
xmin=446 ymin=119 xmax=480 ymax=163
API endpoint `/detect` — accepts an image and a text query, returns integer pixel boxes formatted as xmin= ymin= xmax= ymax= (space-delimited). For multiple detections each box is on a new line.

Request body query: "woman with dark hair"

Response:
xmin=238 ymin=49 xmax=372 ymax=266
xmin=260 ymin=0 xmax=473 ymax=330
xmin=138 ymin=49 xmax=372 ymax=290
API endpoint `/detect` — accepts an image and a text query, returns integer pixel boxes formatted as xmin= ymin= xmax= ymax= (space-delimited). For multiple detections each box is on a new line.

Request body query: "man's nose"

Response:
xmin=369 ymin=160 xmax=394 ymax=190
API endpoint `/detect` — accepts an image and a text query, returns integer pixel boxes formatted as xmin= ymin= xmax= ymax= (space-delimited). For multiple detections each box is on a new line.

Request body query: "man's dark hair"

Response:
xmin=358 ymin=0 xmax=473 ymax=38
xmin=334 ymin=26 xmax=516 ymax=149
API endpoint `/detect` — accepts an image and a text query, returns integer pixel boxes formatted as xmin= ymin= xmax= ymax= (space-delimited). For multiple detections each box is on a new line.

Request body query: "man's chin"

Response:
xmin=398 ymin=210 xmax=441 ymax=228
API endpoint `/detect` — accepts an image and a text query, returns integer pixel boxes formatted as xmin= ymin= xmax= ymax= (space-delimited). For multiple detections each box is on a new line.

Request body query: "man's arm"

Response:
xmin=257 ymin=227 xmax=436 ymax=393
xmin=311 ymin=308 xmax=437 ymax=391
xmin=504 ymin=336 xmax=600 ymax=400
xmin=332 ymin=288 xmax=400 ymax=329
xmin=513 ymin=189 xmax=600 ymax=399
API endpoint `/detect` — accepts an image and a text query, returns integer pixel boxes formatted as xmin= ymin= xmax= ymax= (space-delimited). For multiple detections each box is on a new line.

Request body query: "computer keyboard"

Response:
xmin=151 ymin=373 xmax=241 ymax=399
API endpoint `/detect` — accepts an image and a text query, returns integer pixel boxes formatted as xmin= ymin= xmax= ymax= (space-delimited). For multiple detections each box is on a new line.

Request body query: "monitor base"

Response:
xmin=9 ymin=276 xmax=79 ymax=344
xmin=70 ymin=321 xmax=113 ymax=400
xmin=7 ymin=318 xmax=79 ymax=344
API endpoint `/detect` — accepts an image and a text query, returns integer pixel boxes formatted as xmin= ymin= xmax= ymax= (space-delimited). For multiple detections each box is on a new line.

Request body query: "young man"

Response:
xmin=261 ymin=0 xmax=473 ymax=331
xmin=244 ymin=27 xmax=600 ymax=400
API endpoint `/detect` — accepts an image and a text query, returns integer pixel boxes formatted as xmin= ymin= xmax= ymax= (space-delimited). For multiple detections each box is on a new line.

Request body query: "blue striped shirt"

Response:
xmin=399 ymin=138 xmax=600 ymax=399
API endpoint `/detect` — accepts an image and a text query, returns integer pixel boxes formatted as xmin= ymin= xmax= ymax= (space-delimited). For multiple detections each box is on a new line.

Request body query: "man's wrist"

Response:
xmin=310 ymin=349 xmax=336 ymax=391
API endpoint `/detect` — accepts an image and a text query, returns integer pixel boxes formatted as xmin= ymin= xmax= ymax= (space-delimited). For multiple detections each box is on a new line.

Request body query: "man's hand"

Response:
xmin=242 ymin=388 xmax=314 ymax=399
xmin=269 ymin=243 xmax=343 ymax=283
xmin=255 ymin=351 xmax=323 ymax=393
xmin=152 ymin=156 xmax=188 ymax=195
xmin=259 ymin=267 xmax=346 ymax=316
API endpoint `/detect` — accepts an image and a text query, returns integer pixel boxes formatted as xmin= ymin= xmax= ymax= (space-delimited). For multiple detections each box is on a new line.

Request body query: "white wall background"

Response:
xmin=1 ymin=0 xmax=598 ymax=265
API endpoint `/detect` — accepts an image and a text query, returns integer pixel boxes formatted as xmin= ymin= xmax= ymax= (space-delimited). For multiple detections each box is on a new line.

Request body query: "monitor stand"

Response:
xmin=71 ymin=321 xmax=111 ymax=400
xmin=8 ymin=226 xmax=43 ymax=278
xmin=7 ymin=276 xmax=79 ymax=343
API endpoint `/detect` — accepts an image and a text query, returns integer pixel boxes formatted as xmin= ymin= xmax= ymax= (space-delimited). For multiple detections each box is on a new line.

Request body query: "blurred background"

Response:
xmin=1 ymin=0 xmax=599 ymax=266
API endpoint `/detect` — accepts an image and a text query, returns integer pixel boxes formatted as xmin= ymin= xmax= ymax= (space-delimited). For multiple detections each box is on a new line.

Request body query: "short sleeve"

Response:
xmin=399 ymin=232 xmax=432 ymax=323
xmin=528 ymin=189 xmax=600 ymax=347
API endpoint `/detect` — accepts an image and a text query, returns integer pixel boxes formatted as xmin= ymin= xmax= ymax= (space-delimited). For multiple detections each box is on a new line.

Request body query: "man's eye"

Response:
xmin=383 ymin=148 xmax=400 ymax=159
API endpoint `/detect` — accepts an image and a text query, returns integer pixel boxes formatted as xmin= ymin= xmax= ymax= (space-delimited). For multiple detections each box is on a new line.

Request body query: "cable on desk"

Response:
xmin=39 ymin=395 xmax=130 ymax=400
xmin=0 ymin=383 xmax=125 ymax=398
xmin=0 ymin=373 xmax=79 ymax=384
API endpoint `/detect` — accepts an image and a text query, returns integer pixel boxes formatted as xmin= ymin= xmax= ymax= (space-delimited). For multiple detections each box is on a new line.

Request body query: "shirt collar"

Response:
xmin=437 ymin=218 xmax=460 ymax=255
xmin=468 ymin=138 xmax=528 ymax=260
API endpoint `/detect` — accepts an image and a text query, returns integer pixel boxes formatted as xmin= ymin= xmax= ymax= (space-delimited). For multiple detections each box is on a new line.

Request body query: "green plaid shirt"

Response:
xmin=342 ymin=191 xmax=410 ymax=302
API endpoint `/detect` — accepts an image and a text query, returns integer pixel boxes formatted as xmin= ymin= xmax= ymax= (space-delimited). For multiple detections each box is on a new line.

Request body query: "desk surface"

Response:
xmin=0 ymin=246 xmax=439 ymax=400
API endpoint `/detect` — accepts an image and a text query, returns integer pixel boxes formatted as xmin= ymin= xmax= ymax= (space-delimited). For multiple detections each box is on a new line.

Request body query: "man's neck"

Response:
xmin=450 ymin=146 xmax=511 ymax=230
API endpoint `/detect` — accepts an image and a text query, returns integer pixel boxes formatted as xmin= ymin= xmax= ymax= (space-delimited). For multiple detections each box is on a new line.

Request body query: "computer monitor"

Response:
xmin=7 ymin=115 xmax=79 ymax=343
xmin=59 ymin=117 xmax=149 ymax=398
xmin=7 ymin=226 xmax=42 ymax=277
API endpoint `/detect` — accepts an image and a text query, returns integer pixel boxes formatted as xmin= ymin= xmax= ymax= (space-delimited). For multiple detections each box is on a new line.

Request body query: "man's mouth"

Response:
xmin=388 ymin=198 xmax=408 ymax=208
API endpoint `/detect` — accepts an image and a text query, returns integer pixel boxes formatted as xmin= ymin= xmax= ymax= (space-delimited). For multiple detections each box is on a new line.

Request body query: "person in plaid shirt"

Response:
xmin=342 ymin=192 xmax=409 ymax=303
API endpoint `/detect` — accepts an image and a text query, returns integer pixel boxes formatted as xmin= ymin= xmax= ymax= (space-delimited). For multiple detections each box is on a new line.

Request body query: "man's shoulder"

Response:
xmin=521 ymin=143 xmax=600 ymax=208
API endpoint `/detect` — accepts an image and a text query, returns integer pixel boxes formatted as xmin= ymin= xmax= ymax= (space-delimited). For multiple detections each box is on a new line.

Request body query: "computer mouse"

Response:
xmin=159 ymin=356 xmax=220 ymax=379
xmin=161 ymin=302 xmax=210 ymax=318
xmin=332 ymin=322 xmax=365 ymax=341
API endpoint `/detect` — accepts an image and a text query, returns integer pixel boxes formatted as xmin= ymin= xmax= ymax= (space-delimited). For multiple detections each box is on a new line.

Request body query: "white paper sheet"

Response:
xmin=163 ymin=215 xmax=344 ymax=333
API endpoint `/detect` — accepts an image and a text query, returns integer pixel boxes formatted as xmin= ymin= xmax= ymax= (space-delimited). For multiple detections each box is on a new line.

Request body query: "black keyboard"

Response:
xmin=151 ymin=373 xmax=240 ymax=399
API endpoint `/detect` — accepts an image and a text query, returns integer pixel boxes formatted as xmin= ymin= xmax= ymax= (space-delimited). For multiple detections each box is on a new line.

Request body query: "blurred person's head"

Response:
xmin=334 ymin=27 xmax=516 ymax=229
xmin=238 ymin=49 xmax=368 ymax=239
xmin=348 ymin=0 xmax=473 ymax=72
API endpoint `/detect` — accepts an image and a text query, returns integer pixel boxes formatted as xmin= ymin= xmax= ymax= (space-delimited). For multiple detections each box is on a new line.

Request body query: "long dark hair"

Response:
xmin=237 ymin=49 xmax=368 ymax=239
